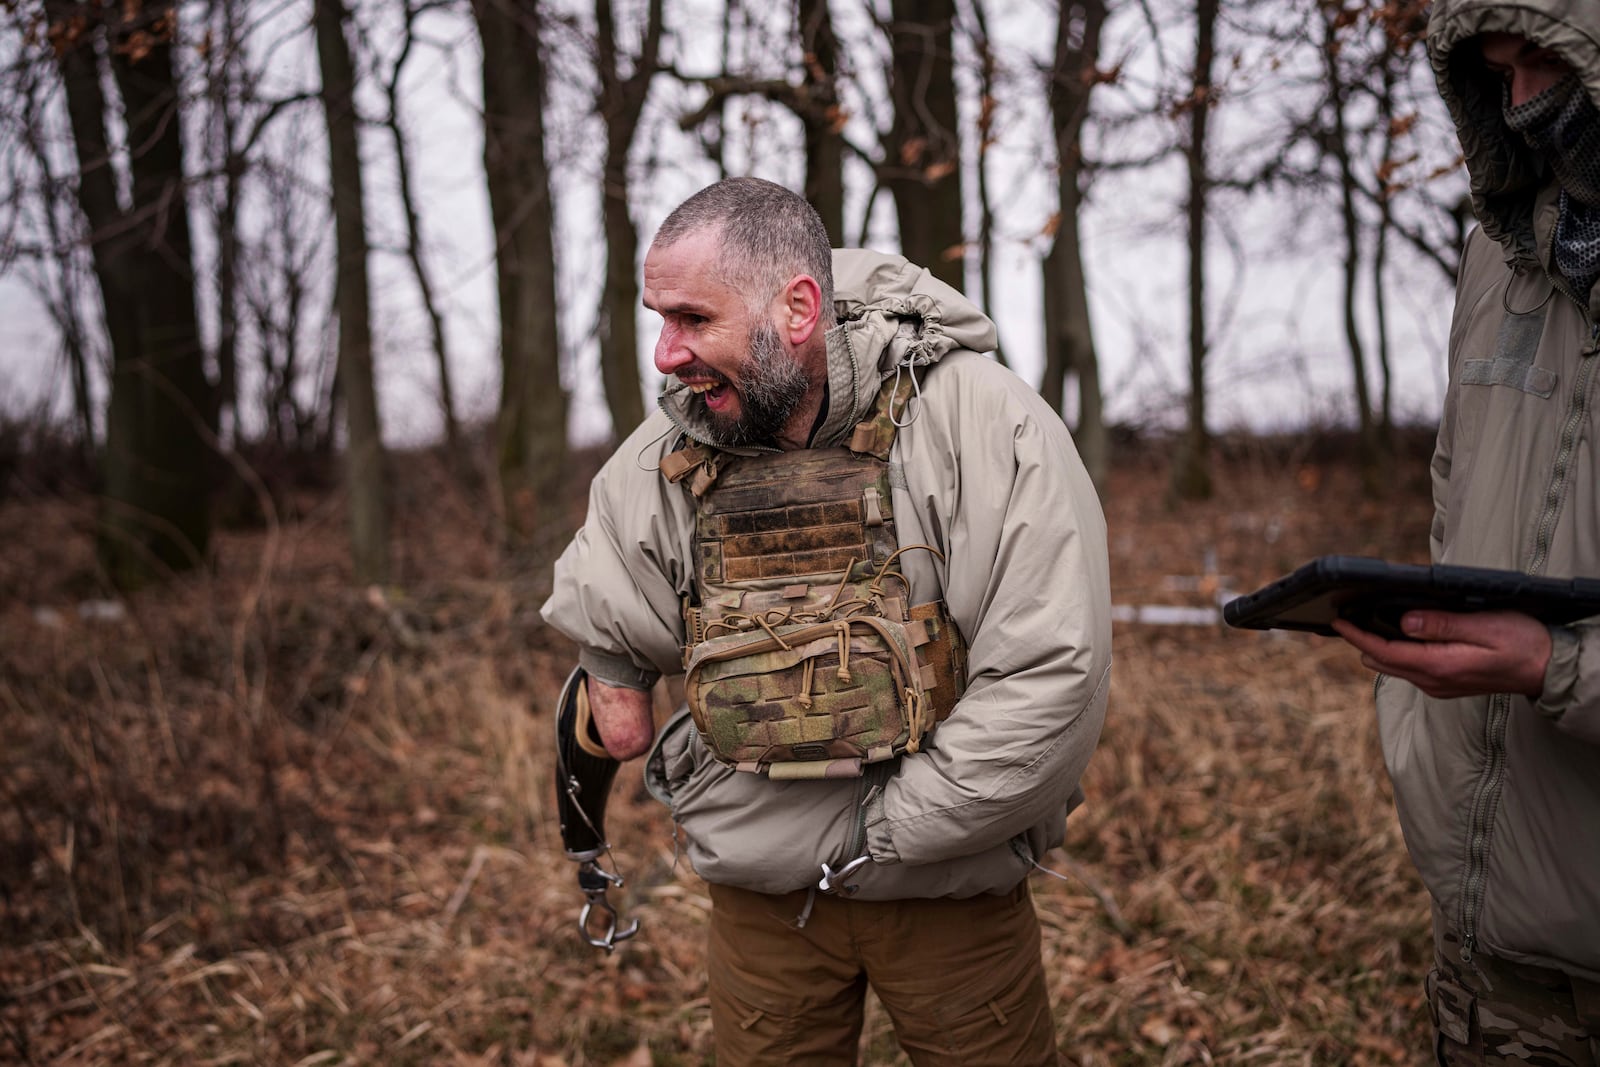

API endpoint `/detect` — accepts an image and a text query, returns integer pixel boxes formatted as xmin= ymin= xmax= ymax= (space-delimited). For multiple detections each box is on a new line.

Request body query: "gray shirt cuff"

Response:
xmin=1533 ymin=623 xmax=1580 ymax=721
xmin=863 ymin=788 xmax=900 ymax=865
xmin=579 ymin=647 xmax=659 ymax=692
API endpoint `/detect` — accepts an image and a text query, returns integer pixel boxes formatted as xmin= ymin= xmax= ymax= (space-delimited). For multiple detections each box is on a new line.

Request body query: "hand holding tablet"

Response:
xmin=1223 ymin=556 xmax=1600 ymax=641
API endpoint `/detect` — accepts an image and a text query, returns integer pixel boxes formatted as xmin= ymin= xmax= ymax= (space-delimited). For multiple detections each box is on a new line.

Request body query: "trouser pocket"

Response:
xmin=1426 ymin=966 xmax=1481 ymax=1066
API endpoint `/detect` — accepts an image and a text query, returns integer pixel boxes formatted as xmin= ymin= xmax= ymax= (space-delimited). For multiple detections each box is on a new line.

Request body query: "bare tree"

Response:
xmin=246 ymin=136 xmax=329 ymax=454
xmin=7 ymin=15 xmax=98 ymax=458
xmin=373 ymin=0 xmax=463 ymax=456
xmin=965 ymin=0 xmax=1004 ymax=365
xmin=474 ymin=0 xmax=567 ymax=540
xmin=882 ymin=0 xmax=965 ymax=291
xmin=1317 ymin=0 xmax=1380 ymax=494
xmin=48 ymin=0 xmax=214 ymax=586
xmin=200 ymin=0 xmax=246 ymax=442
xmin=1041 ymin=0 xmax=1109 ymax=489
xmin=1169 ymin=0 xmax=1219 ymax=503
xmin=797 ymin=0 xmax=845 ymax=245
xmin=594 ymin=0 xmax=663 ymax=439
xmin=674 ymin=1 xmax=848 ymax=246
xmin=315 ymin=0 xmax=390 ymax=583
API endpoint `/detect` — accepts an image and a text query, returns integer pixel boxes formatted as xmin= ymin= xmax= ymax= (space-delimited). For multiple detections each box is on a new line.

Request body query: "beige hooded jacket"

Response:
xmin=541 ymin=249 xmax=1112 ymax=900
xmin=1374 ymin=0 xmax=1600 ymax=978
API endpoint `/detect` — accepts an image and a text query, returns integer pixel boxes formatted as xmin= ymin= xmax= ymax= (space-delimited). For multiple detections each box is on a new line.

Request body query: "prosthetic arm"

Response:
xmin=554 ymin=666 xmax=640 ymax=952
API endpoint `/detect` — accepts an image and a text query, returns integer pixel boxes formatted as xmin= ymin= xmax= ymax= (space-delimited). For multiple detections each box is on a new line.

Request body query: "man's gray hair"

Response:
xmin=653 ymin=177 xmax=834 ymax=316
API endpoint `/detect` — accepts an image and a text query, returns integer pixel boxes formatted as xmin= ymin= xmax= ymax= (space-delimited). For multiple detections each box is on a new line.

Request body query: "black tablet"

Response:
xmin=1222 ymin=555 xmax=1600 ymax=639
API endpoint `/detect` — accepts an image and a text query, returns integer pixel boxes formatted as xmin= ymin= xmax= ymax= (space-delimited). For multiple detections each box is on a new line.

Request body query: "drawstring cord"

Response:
xmin=889 ymin=358 xmax=925 ymax=429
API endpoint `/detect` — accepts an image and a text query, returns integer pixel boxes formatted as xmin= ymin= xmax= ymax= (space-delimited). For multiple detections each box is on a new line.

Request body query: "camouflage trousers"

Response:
xmin=1429 ymin=920 xmax=1600 ymax=1065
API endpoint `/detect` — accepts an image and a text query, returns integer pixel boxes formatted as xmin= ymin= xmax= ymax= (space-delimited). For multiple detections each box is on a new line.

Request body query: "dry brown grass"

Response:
xmin=0 ymin=434 xmax=1438 ymax=1065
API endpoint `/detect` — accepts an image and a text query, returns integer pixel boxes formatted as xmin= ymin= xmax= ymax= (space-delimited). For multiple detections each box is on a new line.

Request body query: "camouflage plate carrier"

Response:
xmin=659 ymin=375 xmax=967 ymax=780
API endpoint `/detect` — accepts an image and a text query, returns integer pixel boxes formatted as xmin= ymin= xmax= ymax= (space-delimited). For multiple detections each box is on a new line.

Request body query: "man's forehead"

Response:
xmin=644 ymin=231 xmax=740 ymax=303
xmin=1478 ymin=32 xmax=1562 ymax=63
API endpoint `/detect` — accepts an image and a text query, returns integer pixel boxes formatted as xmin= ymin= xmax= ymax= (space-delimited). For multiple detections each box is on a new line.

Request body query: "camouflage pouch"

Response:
xmin=684 ymin=606 xmax=956 ymax=780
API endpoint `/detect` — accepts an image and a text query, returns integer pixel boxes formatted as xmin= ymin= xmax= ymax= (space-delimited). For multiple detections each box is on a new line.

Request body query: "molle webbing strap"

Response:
xmin=693 ymin=447 xmax=898 ymax=585
xmin=909 ymin=601 xmax=966 ymax=725
xmin=849 ymin=374 xmax=916 ymax=460
xmin=659 ymin=440 xmax=719 ymax=498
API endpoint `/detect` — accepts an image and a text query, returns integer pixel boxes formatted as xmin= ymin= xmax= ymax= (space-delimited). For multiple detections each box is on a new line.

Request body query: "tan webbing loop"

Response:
xmin=660 ymin=441 xmax=720 ymax=497
xmin=904 ymin=688 xmax=926 ymax=754
xmin=658 ymin=448 xmax=700 ymax=483
xmin=835 ymin=622 xmax=852 ymax=683
xmin=847 ymin=373 xmax=917 ymax=460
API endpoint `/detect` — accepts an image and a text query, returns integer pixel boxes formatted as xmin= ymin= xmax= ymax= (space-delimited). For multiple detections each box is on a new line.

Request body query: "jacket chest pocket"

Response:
xmin=1460 ymin=301 xmax=1556 ymax=398
xmin=1450 ymin=297 xmax=1560 ymax=472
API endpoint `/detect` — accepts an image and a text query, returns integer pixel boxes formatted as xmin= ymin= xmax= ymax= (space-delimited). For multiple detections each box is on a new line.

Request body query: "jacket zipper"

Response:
xmin=1454 ymin=310 xmax=1597 ymax=963
xmin=842 ymin=761 xmax=893 ymax=866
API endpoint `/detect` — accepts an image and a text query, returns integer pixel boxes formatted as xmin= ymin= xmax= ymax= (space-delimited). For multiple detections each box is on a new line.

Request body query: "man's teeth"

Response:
xmin=688 ymin=382 xmax=716 ymax=394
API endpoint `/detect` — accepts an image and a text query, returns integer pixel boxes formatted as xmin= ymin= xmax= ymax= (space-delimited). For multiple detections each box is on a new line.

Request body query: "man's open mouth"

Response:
xmin=682 ymin=378 xmax=733 ymax=409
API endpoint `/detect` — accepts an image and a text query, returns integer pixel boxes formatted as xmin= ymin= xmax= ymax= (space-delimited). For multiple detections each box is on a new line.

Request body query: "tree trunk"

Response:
xmin=883 ymin=0 xmax=964 ymax=290
xmin=798 ymin=0 xmax=844 ymax=247
xmin=1169 ymin=0 xmax=1218 ymax=504
xmin=315 ymin=0 xmax=390 ymax=583
xmin=1042 ymin=0 xmax=1108 ymax=490
xmin=1321 ymin=8 xmax=1379 ymax=497
xmin=385 ymin=0 xmax=461 ymax=455
xmin=595 ymin=0 xmax=662 ymax=439
xmin=208 ymin=0 xmax=244 ymax=443
xmin=51 ymin=0 xmax=213 ymax=587
xmin=968 ymin=0 xmax=1004 ymax=366
xmin=475 ymin=0 xmax=567 ymax=540
xmin=15 ymin=40 xmax=97 ymax=458
xmin=1373 ymin=49 xmax=1398 ymax=454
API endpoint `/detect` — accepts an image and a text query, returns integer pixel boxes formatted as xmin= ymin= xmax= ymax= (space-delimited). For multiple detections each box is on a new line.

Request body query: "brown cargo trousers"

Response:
xmin=707 ymin=879 xmax=1060 ymax=1066
xmin=1429 ymin=917 xmax=1600 ymax=1065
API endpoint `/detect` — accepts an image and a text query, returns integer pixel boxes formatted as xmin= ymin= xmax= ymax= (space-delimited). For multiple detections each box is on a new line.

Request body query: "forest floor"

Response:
xmin=0 ymin=429 xmax=1440 ymax=1066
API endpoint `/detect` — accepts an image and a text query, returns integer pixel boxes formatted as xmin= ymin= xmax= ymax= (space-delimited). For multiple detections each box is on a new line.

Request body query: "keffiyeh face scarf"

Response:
xmin=1503 ymin=71 xmax=1600 ymax=296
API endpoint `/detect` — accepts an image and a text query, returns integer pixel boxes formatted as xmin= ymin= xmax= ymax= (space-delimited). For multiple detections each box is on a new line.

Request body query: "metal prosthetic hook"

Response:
xmin=554 ymin=667 xmax=641 ymax=953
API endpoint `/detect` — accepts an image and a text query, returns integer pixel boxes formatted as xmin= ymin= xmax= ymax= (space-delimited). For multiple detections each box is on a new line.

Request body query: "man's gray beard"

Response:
xmin=699 ymin=321 xmax=811 ymax=447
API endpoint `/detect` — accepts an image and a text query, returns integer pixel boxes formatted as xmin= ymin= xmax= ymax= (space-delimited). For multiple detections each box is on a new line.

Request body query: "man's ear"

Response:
xmin=778 ymin=275 xmax=823 ymax=346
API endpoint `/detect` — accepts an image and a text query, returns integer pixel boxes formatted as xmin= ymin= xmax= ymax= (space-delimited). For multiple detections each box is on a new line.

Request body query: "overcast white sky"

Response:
xmin=0 ymin=0 xmax=1466 ymax=447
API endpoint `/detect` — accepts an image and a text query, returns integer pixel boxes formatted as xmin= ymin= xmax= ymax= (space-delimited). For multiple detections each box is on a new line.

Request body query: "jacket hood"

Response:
xmin=1429 ymin=0 xmax=1600 ymax=267
xmin=659 ymin=248 xmax=998 ymax=451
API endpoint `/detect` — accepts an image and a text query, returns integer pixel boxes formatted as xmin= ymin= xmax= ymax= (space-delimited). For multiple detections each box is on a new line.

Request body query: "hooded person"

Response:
xmin=541 ymin=177 xmax=1111 ymax=1066
xmin=1330 ymin=2 xmax=1600 ymax=1061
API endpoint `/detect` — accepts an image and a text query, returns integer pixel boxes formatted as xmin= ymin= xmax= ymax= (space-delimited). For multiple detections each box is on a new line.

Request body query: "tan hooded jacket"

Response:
xmin=541 ymin=249 xmax=1112 ymax=900
xmin=1375 ymin=0 xmax=1600 ymax=977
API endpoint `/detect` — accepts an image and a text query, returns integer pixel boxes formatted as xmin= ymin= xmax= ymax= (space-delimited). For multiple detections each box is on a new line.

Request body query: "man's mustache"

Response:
xmin=676 ymin=362 xmax=733 ymax=387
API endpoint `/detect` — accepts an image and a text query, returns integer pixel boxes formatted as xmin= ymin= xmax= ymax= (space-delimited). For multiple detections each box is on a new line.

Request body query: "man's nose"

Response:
xmin=654 ymin=323 xmax=690 ymax=376
xmin=1510 ymin=71 xmax=1536 ymax=108
xmin=1509 ymin=66 xmax=1564 ymax=109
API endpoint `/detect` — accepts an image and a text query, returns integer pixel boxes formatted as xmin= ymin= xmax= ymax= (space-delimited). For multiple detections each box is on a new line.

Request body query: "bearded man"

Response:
xmin=542 ymin=177 xmax=1111 ymax=1065
xmin=1331 ymin=2 xmax=1600 ymax=1062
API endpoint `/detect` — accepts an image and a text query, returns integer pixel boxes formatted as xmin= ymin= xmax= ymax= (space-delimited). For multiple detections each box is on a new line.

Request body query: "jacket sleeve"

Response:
xmin=539 ymin=414 xmax=695 ymax=689
xmin=1534 ymin=622 xmax=1600 ymax=743
xmin=865 ymin=355 xmax=1113 ymax=866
